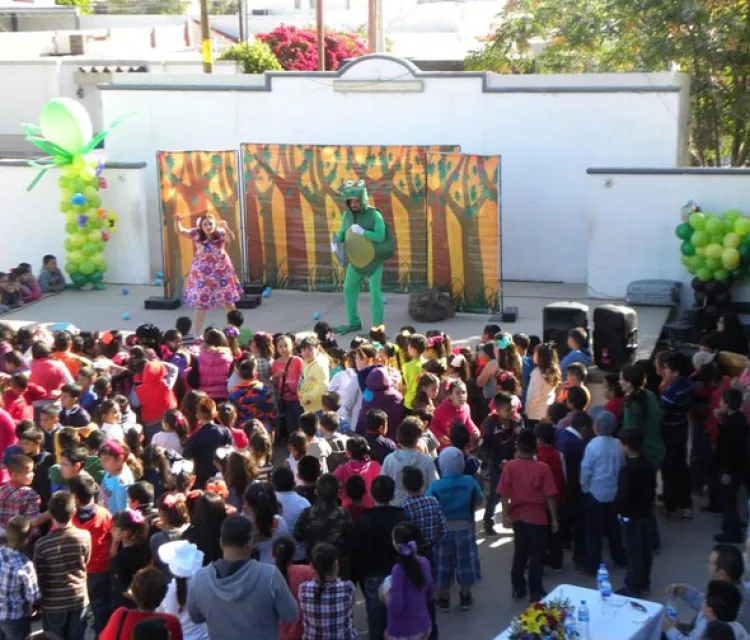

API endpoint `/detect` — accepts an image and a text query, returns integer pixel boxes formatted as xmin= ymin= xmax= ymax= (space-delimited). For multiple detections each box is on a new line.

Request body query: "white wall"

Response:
xmin=587 ymin=169 xmax=750 ymax=301
xmin=0 ymin=162 xmax=151 ymax=285
xmin=79 ymin=15 xmax=188 ymax=29
xmin=100 ymin=55 xmax=688 ymax=280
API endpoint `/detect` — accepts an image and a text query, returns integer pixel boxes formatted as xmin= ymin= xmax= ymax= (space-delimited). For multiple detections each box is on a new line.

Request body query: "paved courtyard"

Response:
xmin=2 ymin=281 xmax=716 ymax=639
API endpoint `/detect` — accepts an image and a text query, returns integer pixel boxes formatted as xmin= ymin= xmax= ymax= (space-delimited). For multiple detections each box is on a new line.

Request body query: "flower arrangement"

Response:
xmin=508 ymin=599 xmax=572 ymax=639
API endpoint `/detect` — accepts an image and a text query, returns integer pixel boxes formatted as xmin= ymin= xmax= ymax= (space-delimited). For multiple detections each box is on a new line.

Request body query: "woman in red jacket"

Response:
xmin=29 ymin=341 xmax=73 ymax=399
xmin=430 ymin=380 xmax=479 ymax=450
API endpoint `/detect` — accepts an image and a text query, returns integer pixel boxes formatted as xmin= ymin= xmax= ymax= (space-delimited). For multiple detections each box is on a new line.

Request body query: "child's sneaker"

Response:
xmin=436 ymin=596 xmax=451 ymax=612
xmin=459 ymin=592 xmax=473 ymax=611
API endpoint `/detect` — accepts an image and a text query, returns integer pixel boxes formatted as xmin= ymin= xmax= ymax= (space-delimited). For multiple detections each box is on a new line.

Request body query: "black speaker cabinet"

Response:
xmin=543 ymin=301 xmax=589 ymax=358
xmin=236 ymin=295 xmax=262 ymax=309
xmin=144 ymin=296 xmax=181 ymax=310
xmin=594 ymin=304 xmax=638 ymax=372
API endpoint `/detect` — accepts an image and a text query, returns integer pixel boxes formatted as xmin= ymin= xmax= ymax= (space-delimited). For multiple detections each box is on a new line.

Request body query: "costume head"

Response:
xmin=343 ymin=179 xmax=369 ymax=213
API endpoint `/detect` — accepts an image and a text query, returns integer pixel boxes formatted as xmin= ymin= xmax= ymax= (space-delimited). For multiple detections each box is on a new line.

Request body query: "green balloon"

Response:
xmin=64 ymin=238 xmax=75 ymax=252
xmin=706 ymin=216 xmax=723 ymax=235
xmin=39 ymin=98 xmax=93 ymax=153
xmin=723 ymin=247 xmax=740 ymax=270
xmin=681 ymin=241 xmax=696 ymax=256
xmin=681 ymin=255 xmax=691 ymax=266
xmin=735 ymin=218 xmax=750 ymax=236
xmin=675 ymin=223 xmax=693 ymax=241
xmin=740 ymin=244 xmax=750 ymax=260
xmin=64 ymin=222 xmax=78 ymax=234
xmin=714 ymin=268 xmax=729 ymax=281
xmin=706 ymin=258 xmax=722 ymax=271
xmin=81 ymin=242 xmax=98 ymax=257
xmin=724 ymin=232 xmax=741 ymax=249
xmin=706 ymin=243 xmax=724 ymax=260
xmin=697 ymin=268 xmax=713 ymax=282
xmin=79 ymin=260 xmax=95 ymax=276
xmin=725 ymin=209 xmax=743 ymax=221
xmin=90 ymin=196 xmax=102 ymax=209
xmin=88 ymin=271 xmax=104 ymax=284
xmin=70 ymin=273 xmax=88 ymax=287
xmin=689 ymin=212 xmax=706 ymax=230
xmin=692 ymin=230 xmax=709 ymax=248
xmin=65 ymin=261 xmax=80 ymax=275
xmin=67 ymin=250 xmax=83 ymax=265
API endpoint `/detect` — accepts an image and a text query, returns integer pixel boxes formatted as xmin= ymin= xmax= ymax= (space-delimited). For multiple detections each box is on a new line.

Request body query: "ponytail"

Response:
xmin=311 ymin=543 xmax=338 ymax=603
xmin=273 ymin=535 xmax=296 ymax=584
xmin=392 ymin=524 xmax=425 ymax=590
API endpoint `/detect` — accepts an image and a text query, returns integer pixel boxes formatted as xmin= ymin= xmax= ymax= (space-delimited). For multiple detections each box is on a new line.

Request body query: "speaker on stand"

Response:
xmin=542 ymin=301 xmax=590 ymax=359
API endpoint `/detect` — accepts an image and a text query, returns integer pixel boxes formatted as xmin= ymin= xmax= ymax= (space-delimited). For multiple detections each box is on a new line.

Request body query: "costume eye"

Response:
xmin=345 ymin=180 xmax=354 ymax=188
xmin=357 ymin=179 xmax=365 ymax=187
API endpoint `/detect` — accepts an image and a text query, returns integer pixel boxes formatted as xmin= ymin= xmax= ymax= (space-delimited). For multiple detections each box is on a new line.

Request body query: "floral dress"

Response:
xmin=182 ymin=228 xmax=243 ymax=310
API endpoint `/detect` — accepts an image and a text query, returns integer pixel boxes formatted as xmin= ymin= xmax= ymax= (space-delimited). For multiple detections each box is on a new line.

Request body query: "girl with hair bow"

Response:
xmin=110 ymin=508 xmax=152 ymax=608
xmin=384 ymin=524 xmax=435 ymax=640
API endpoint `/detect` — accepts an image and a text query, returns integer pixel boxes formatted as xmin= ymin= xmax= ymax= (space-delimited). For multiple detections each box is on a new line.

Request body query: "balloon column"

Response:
xmin=676 ymin=200 xmax=750 ymax=284
xmin=21 ymin=98 xmax=124 ymax=290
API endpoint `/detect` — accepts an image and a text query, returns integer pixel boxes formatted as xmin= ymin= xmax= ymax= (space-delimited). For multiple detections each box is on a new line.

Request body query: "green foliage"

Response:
xmin=210 ymin=0 xmax=238 ymax=14
xmin=98 ymin=0 xmax=189 ymax=15
xmin=220 ymin=41 xmax=283 ymax=74
xmin=56 ymin=0 xmax=92 ymax=14
xmin=466 ymin=0 xmax=750 ymax=166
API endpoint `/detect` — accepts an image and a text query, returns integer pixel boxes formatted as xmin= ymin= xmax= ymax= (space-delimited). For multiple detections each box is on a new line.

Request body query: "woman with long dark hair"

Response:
xmin=243 ymin=483 xmax=289 ymax=564
xmin=173 ymin=211 xmax=243 ymax=335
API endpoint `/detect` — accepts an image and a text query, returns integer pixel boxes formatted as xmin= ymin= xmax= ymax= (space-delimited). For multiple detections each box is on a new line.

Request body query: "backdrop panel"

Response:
xmin=242 ymin=144 xmax=458 ymax=293
xmin=426 ymin=153 xmax=501 ymax=312
xmin=157 ymin=151 xmax=242 ymax=299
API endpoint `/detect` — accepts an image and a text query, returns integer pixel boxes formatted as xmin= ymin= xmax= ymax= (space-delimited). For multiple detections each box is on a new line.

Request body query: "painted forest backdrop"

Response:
xmin=158 ymin=145 xmax=500 ymax=312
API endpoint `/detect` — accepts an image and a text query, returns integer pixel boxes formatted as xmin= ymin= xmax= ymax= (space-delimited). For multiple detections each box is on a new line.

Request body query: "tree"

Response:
xmin=56 ymin=0 xmax=93 ymax=14
xmin=220 ymin=41 xmax=283 ymax=73
xmin=96 ymin=0 xmax=189 ymax=15
xmin=210 ymin=0 xmax=238 ymax=14
xmin=465 ymin=0 xmax=750 ymax=166
xmin=257 ymin=25 xmax=367 ymax=71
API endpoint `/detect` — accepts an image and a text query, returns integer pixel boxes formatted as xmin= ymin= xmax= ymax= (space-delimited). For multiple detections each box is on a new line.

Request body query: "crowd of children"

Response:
xmin=0 ymin=256 xmax=67 ymax=315
xmin=3 ymin=312 xmax=750 ymax=639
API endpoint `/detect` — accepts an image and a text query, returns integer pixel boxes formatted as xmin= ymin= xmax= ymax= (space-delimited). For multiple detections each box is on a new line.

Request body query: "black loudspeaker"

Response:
xmin=144 ymin=296 xmax=181 ymax=310
xmin=244 ymin=284 xmax=265 ymax=296
xmin=236 ymin=295 xmax=262 ymax=309
xmin=594 ymin=304 xmax=638 ymax=372
xmin=543 ymin=301 xmax=589 ymax=358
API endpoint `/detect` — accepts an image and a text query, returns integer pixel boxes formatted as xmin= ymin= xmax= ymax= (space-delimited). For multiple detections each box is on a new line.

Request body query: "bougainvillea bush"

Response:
xmin=257 ymin=25 xmax=367 ymax=71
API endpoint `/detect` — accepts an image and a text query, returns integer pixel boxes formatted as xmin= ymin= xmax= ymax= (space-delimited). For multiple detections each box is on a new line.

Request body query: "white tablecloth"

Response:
xmin=494 ymin=584 xmax=664 ymax=640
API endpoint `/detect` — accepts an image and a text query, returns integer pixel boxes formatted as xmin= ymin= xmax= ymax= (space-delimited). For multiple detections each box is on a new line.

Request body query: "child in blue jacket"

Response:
xmin=427 ymin=446 xmax=483 ymax=612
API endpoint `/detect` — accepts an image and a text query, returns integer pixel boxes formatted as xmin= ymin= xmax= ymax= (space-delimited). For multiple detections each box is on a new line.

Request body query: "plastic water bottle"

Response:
xmin=564 ymin=606 xmax=578 ymax=639
xmin=600 ymin=578 xmax=613 ymax=610
xmin=577 ymin=600 xmax=590 ymax=640
xmin=596 ymin=563 xmax=609 ymax=590
xmin=666 ymin=597 xmax=678 ymax=622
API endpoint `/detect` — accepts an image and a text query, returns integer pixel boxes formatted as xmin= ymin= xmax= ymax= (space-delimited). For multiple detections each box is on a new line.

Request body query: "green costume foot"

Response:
xmin=334 ymin=323 xmax=362 ymax=335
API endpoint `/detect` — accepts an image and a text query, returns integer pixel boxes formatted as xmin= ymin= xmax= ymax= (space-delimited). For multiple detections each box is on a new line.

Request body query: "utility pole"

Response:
xmin=368 ymin=0 xmax=376 ymax=53
xmin=316 ymin=0 xmax=325 ymax=70
xmin=238 ymin=0 xmax=245 ymax=43
xmin=200 ymin=0 xmax=212 ymax=73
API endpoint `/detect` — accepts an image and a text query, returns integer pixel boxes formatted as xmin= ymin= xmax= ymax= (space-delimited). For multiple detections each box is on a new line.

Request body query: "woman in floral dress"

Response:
xmin=173 ymin=212 xmax=243 ymax=335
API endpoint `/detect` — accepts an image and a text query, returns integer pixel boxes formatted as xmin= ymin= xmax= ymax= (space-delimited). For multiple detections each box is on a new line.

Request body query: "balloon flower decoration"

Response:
xmin=21 ymin=98 xmax=124 ymax=290
xmin=675 ymin=200 xmax=750 ymax=284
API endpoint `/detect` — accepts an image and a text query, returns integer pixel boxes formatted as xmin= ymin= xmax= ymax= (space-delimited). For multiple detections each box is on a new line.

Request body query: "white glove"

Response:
xmin=330 ymin=241 xmax=337 ymax=253
xmin=350 ymin=224 xmax=365 ymax=236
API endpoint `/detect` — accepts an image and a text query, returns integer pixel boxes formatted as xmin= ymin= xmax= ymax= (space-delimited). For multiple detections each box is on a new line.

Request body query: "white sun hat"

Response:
xmin=158 ymin=540 xmax=204 ymax=578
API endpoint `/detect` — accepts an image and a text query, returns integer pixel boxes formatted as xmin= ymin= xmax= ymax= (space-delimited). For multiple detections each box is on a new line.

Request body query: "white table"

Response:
xmin=494 ymin=584 xmax=664 ymax=640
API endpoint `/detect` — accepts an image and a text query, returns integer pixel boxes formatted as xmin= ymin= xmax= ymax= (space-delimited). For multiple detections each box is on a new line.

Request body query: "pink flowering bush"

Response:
xmin=257 ymin=25 xmax=367 ymax=71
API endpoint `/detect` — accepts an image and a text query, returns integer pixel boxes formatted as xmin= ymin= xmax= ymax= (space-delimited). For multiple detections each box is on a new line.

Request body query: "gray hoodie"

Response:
xmin=381 ymin=448 xmax=439 ymax=502
xmin=187 ymin=558 xmax=298 ymax=640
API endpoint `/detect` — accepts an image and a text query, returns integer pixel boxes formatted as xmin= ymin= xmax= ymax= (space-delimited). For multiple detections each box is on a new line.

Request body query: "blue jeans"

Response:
xmin=484 ymin=463 xmax=501 ymax=525
xmin=363 ymin=575 xmax=387 ymax=640
xmin=584 ymin=494 xmax=626 ymax=574
xmin=42 ymin=607 xmax=88 ymax=640
xmin=0 ymin=619 xmax=31 ymax=640
xmin=88 ymin=571 xmax=112 ymax=635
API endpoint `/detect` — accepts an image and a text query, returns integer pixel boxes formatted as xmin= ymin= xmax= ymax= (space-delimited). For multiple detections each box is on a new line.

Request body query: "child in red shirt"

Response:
xmin=497 ymin=429 xmax=559 ymax=602
xmin=69 ymin=474 xmax=113 ymax=636
xmin=534 ymin=422 xmax=566 ymax=572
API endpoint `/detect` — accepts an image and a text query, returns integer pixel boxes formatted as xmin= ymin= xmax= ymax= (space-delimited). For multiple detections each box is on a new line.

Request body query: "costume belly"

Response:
xmin=345 ymin=227 xmax=376 ymax=270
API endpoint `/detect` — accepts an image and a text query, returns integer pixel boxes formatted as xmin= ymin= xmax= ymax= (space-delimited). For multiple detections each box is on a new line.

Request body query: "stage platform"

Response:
xmin=1 ymin=281 xmax=670 ymax=361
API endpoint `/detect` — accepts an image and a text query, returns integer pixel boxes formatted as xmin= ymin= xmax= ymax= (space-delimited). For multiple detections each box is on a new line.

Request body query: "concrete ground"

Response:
xmin=6 ymin=281 xmax=707 ymax=640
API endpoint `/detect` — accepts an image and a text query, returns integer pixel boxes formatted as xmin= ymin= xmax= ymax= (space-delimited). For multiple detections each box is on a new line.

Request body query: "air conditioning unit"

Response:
xmin=52 ymin=34 xmax=87 ymax=56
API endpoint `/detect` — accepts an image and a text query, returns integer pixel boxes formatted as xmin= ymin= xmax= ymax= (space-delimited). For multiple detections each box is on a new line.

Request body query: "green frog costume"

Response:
xmin=332 ymin=179 xmax=394 ymax=334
